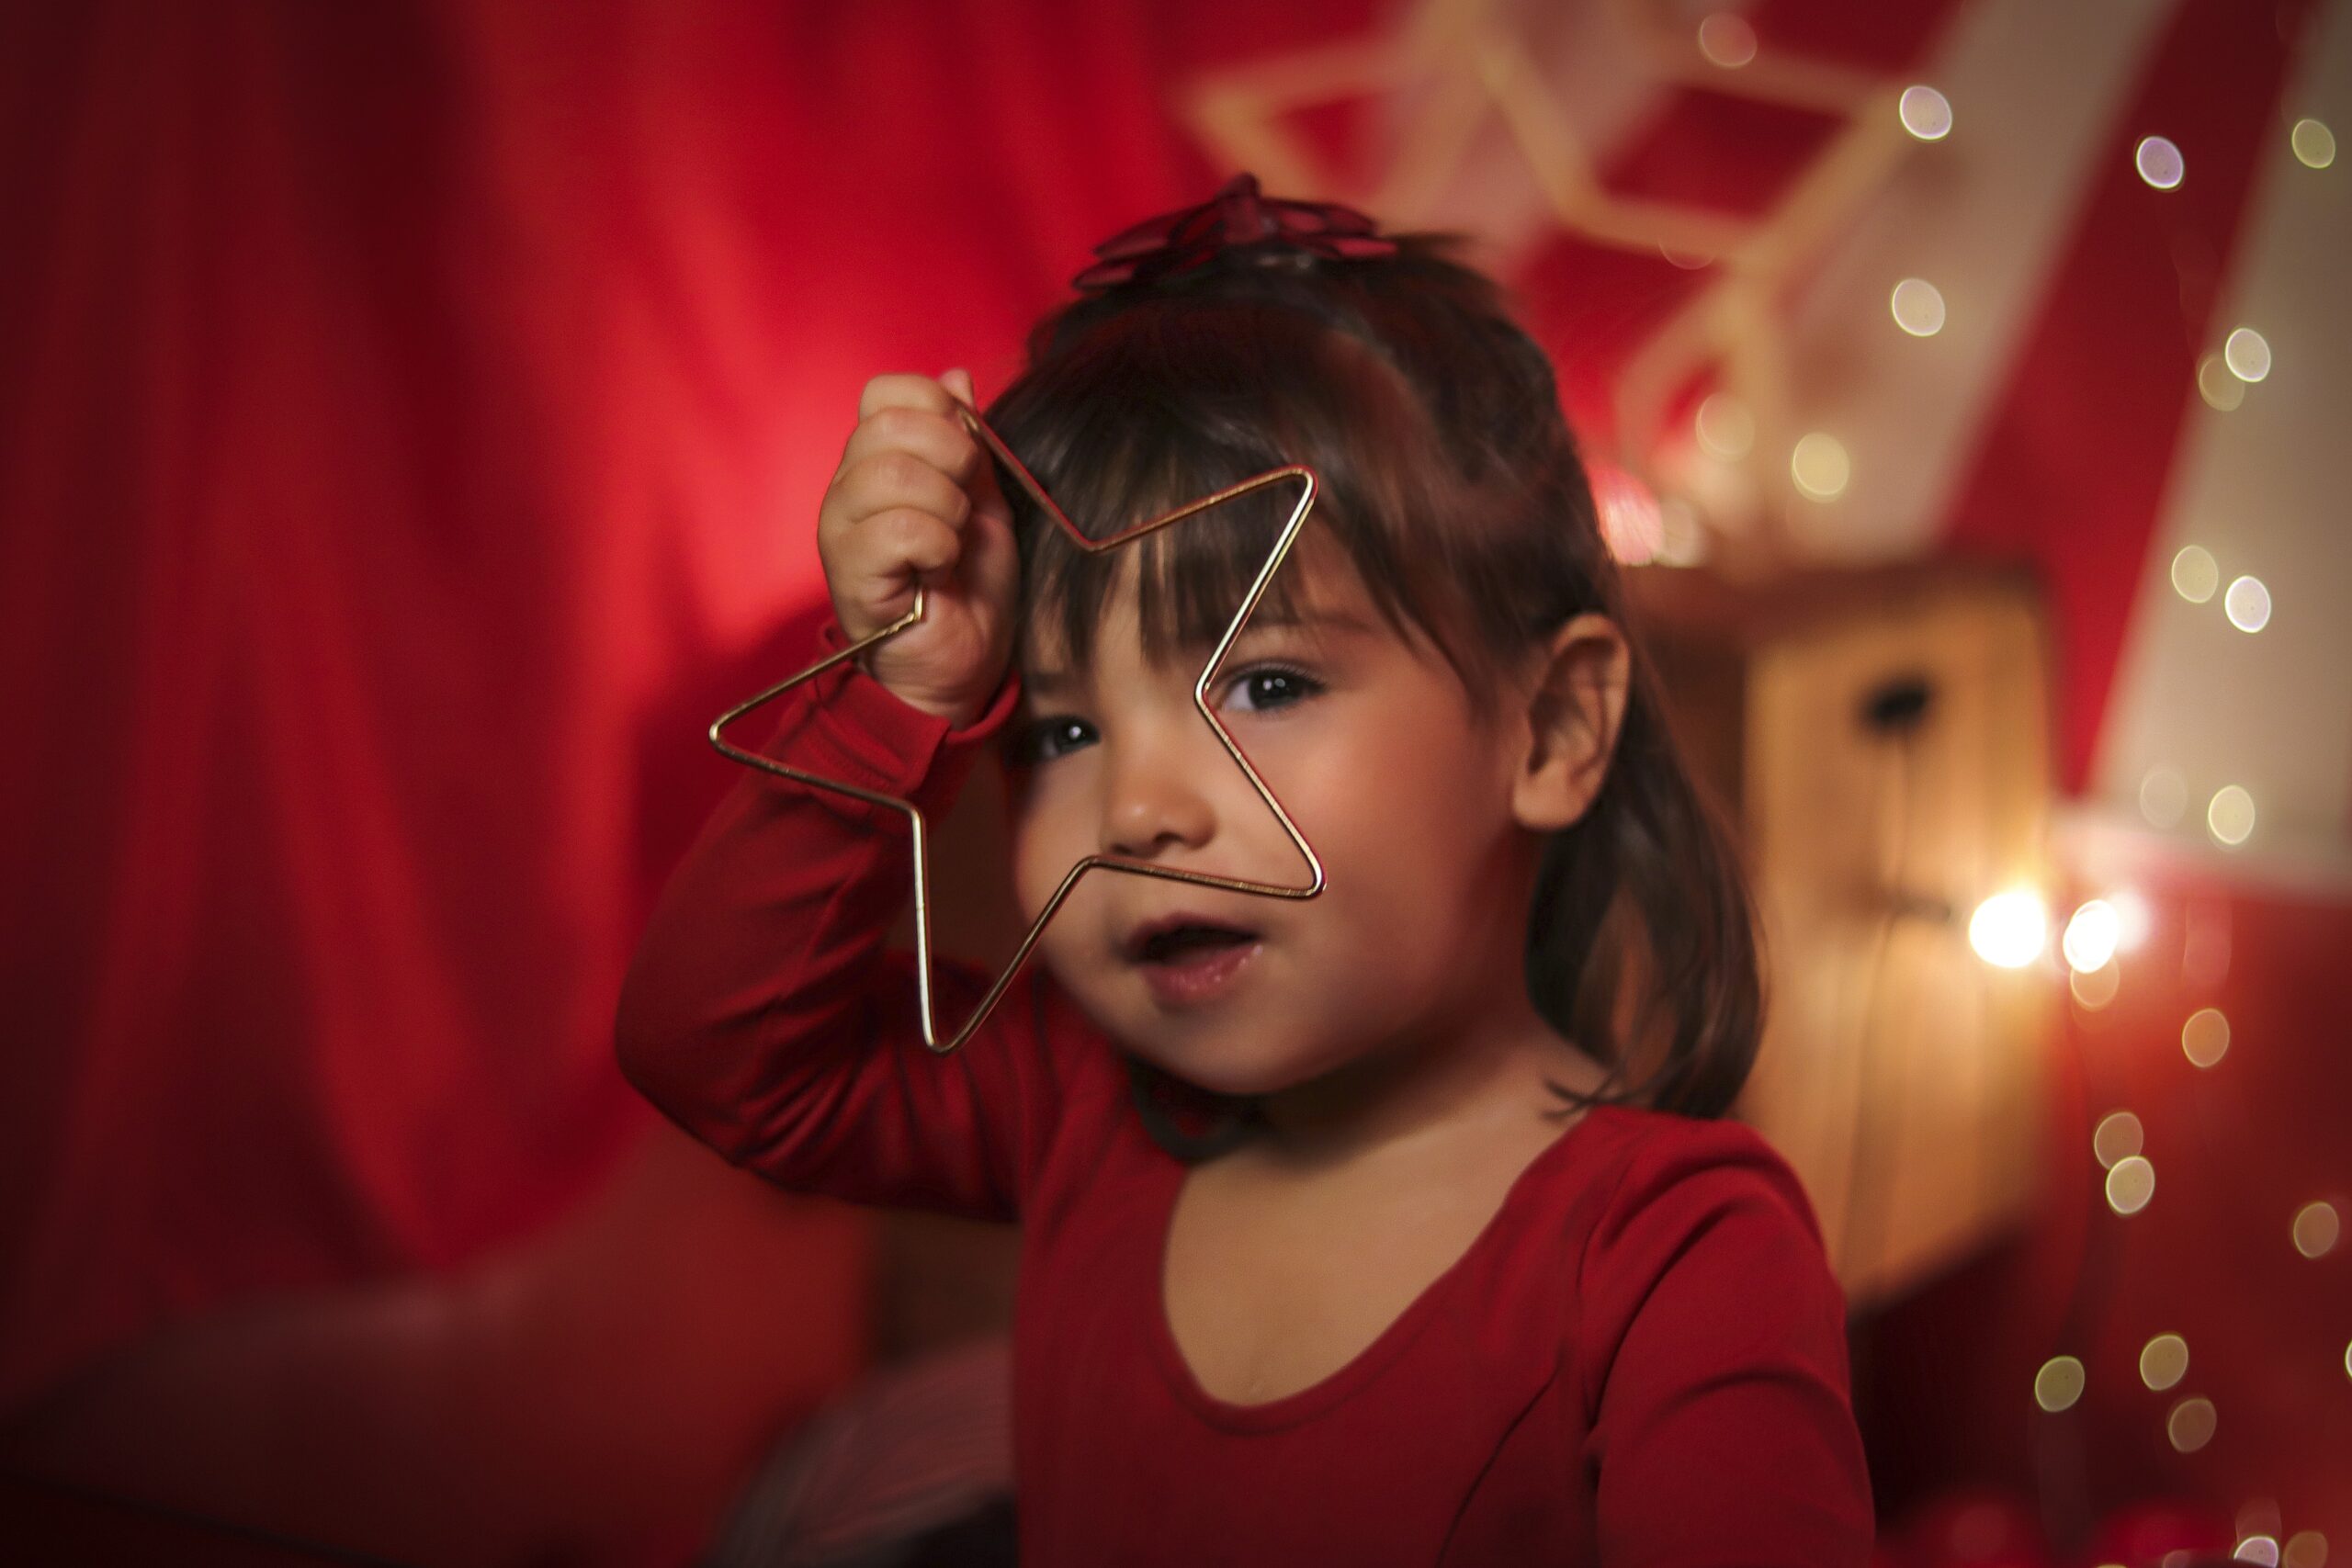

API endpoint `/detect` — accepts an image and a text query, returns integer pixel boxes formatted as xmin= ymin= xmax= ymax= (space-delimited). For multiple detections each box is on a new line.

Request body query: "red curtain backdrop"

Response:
xmin=0 ymin=0 xmax=1286 ymax=1410
xmin=2 ymin=0 xmax=2343 ymax=1557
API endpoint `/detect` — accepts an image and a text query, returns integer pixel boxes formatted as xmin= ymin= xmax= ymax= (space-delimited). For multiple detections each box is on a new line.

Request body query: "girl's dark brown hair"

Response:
xmin=980 ymin=235 xmax=1765 ymax=1159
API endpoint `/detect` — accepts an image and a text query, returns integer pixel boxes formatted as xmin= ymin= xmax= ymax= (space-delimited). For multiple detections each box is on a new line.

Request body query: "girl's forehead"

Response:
xmin=1017 ymin=531 xmax=1377 ymax=675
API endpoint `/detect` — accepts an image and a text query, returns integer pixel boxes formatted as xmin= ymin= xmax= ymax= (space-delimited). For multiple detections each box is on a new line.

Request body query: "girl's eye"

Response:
xmin=1010 ymin=716 xmax=1096 ymax=766
xmin=1220 ymin=664 xmax=1322 ymax=716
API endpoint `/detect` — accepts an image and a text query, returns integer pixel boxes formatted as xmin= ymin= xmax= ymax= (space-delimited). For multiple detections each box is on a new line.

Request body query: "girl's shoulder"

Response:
xmin=1567 ymin=1101 xmax=1831 ymax=1275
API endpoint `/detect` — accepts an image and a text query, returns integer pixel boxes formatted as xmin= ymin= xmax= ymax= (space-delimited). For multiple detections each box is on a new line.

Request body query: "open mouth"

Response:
xmin=1127 ymin=918 xmax=1265 ymax=1007
xmin=1127 ymin=919 xmax=1261 ymax=965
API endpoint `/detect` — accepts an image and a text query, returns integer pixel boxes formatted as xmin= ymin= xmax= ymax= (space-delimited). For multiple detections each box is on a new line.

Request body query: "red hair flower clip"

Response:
xmin=1072 ymin=172 xmax=1399 ymax=292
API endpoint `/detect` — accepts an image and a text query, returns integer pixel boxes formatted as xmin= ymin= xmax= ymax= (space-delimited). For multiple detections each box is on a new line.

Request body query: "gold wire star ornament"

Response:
xmin=708 ymin=396 xmax=1328 ymax=1055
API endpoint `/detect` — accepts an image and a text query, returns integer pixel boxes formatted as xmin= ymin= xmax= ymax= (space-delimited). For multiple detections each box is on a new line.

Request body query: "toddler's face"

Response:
xmin=1002 ymin=540 xmax=1544 ymax=1100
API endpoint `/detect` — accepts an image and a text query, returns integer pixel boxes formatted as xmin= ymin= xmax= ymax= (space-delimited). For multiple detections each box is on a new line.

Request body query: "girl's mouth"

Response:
xmin=1127 ymin=919 xmax=1264 ymax=1007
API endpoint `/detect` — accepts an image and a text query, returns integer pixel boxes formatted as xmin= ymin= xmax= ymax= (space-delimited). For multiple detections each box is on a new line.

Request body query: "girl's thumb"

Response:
xmin=943 ymin=367 xmax=976 ymax=407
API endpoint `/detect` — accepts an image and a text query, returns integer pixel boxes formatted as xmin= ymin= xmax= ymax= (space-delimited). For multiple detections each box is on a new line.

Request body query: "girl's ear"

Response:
xmin=1510 ymin=613 xmax=1632 ymax=832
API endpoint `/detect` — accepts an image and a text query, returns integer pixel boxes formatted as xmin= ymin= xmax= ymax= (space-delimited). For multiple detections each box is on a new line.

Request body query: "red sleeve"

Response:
xmin=613 ymin=622 xmax=1081 ymax=1223
xmin=1575 ymin=1119 xmax=1875 ymax=1566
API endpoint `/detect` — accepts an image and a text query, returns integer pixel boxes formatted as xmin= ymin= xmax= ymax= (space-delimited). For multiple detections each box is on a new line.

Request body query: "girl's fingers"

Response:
xmin=835 ymin=405 xmax=985 ymax=491
xmin=831 ymin=450 xmax=973 ymax=529
xmin=863 ymin=507 xmax=960 ymax=580
xmin=856 ymin=372 xmax=956 ymax=422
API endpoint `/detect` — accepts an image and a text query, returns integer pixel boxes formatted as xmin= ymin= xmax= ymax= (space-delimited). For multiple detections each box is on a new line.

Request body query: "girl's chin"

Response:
xmin=1117 ymin=1032 xmax=1338 ymax=1103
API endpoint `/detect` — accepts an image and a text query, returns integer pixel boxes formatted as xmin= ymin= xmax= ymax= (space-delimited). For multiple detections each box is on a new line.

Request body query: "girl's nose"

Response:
xmin=1100 ymin=734 xmax=1217 ymax=861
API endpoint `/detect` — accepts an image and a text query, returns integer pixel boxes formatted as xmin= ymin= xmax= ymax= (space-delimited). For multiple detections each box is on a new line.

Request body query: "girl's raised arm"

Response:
xmin=616 ymin=369 xmax=1083 ymax=1222
xmin=613 ymin=630 xmax=1082 ymax=1222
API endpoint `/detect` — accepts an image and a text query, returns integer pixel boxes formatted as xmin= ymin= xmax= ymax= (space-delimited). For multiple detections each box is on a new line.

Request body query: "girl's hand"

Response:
xmin=818 ymin=369 xmax=1020 ymax=728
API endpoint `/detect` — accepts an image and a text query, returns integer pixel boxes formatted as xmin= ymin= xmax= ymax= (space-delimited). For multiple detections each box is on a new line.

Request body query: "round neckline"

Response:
xmin=1146 ymin=1102 xmax=1621 ymax=1433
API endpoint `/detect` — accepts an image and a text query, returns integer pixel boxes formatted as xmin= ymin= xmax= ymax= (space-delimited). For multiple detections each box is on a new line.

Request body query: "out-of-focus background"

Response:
xmin=1 ymin=0 xmax=2345 ymax=1563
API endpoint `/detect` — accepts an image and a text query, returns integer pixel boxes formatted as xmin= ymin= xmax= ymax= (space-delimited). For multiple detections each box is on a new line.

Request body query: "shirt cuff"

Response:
xmin=754 ymin=618 xmax=1023 ymax=816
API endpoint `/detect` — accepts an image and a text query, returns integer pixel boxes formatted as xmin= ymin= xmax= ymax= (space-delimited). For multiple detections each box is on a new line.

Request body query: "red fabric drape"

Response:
xmin=0 ymin=0 xmax=1379 ymax=1412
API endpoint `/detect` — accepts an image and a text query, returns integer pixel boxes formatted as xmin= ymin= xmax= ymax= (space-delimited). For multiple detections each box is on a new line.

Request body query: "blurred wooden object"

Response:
xmin=1623 ymin=559 xmax=2058 ymax=1305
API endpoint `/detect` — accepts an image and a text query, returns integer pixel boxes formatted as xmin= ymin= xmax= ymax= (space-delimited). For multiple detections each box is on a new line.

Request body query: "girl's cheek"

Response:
xmin=1004 ymin=780 xmax=1084 ymax=919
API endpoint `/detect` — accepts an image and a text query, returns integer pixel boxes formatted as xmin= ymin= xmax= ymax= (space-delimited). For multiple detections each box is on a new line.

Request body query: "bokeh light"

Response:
xmin=1790 ymin=433 xmax=1850 ymax=501
xmin=2171 ymin=545 xmax=2220 ymax=603
xmin=2182 ymin=1007 xmax=2231 ymax=1068
xmin=2199 ymin=355 xmax=2247 ymax=411
xmin=2070 ymin=960 xmax=2120 ymax=1010
xmin=2063 ymin=900 xmax=2120 ymax=972
xmin=1891 ymin=278 xmax=1947 ymax=336
xmin=1969 ymin=891 xmax=2047 ymax=967
xmin=2241 ymin=1538 xmax=2283 ymax=1567
xmin=2137 ymin=135 xmax=2185 ymax=189
xmin=2283 ymin=1530 xmax=2327 ymax=1568
xmin=2140 ymin=1333 xmax=2188 ymax=1391
xmin=2224 ymin=327 xmax=2272 ymax=382
xmin=2107 ymin=1155 xmax=2155 ymax=1215
xmin=2093 ymin=1111 xmax=2144 ymax=1169
xmin=1697 ymin=13 xmax=1758 ymax=68
xmin=2224 ymin=575 xmax=2272 ymax=632
xmin=2165 ymin=1394 xmax=2216 ymax=1451
xmin=2034 ymin=1355 xmax=2085 ymax=1412
xmin=2293 ymin=1201 xmax=2341 ymax=1259
xmin=2292 ymin=118 xmax=2336 ymax=168
xmin=1694 ymin=392 xmax=1755 ymax=460
xmin=1899 ymin=85 xmax=1952 ymax=141
xmin=2208 ymin=784 xmax=2256 ymax=847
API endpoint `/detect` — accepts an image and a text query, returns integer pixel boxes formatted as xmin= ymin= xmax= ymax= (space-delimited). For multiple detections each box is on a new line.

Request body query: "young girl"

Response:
xmin=617 ymin=175 xmax=1873 ymax=1565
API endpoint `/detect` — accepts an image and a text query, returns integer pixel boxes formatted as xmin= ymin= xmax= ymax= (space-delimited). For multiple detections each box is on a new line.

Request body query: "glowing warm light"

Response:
xmin=2224 ymin=575 xmax=2272 ymax=632
xmin=2182 ymin=1007 xmax=2231 ymax=1068
xmin=1969 ymin=891 xmax=2047 ymax=967
xmin=2199 ymin=355 xmax=2247 ymax=411
xmin=2093 ymin=1111 xmax=2144 ymax=1169
xmin=2140 ymin=766 xmax=2188 ymax=829
xmin=1697 ymin=13 xmax=1758 ymax=68
xmin=2034 ymin=1355 xmax=2086 ymax=1412
xmin=2208 ymin=784 xmax=2256 ymax=847
xmin=2285 ymin=1529 xmax=2329 ymax=1568
xmin=1899 ymin=85 xmax=1952 ymax=141
xmin=2107 ymin=1155 xmax=2155 ymax=1215
xmin=2140 ymin=1333 xmax=2188 ymax=1390
xmin=2109 ymin=888 xmax=2153 ymax=952
xmin=2171 ymin=545 xmax=2220 ymax=603
xmin=1591 ymin=464 xmax=1665 ymax=565
xmin=1695 ymin=393 xmax=1755 ymax=460
xmin=1891 ymin=278 xmax=1947 ymax=336
xmin=2071 ymin=961 xmax=2120 ymax=1010
xmin=2293 ymin=118 xmax=2337 ymax=169
xmin=2241 ymin=1539 xmax=2283 ymax=1567
xmin=2166 ymin=1394 xmax=2216 ymax=1451
xmin=1790 ymin=433 xmax=1850 ymax=501
xmin=2223 ymin=327 xmax=2273 ymax=382
xmin=2064 ymin=900 xmax=2120 ymax=972
xmin=2137 ymin=136 xmax=2186 ymax=189
xmin=2294 ymin=1201 xmax=2341 ymax=1259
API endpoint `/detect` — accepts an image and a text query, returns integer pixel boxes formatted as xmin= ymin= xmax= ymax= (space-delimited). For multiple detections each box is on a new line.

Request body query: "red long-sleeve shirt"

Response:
xmin=616 ymin=628 xmax=1876 ymax=1566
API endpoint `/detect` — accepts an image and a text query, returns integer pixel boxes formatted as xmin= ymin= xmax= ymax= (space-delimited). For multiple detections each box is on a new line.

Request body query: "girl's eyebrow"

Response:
xmin=1022 ymin=606 xmax=1379 ymax=693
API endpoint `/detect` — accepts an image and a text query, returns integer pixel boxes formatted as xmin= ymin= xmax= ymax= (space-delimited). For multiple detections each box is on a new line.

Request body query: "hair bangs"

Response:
xmin=987 ymin=300 xmax=1457 ymax=680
